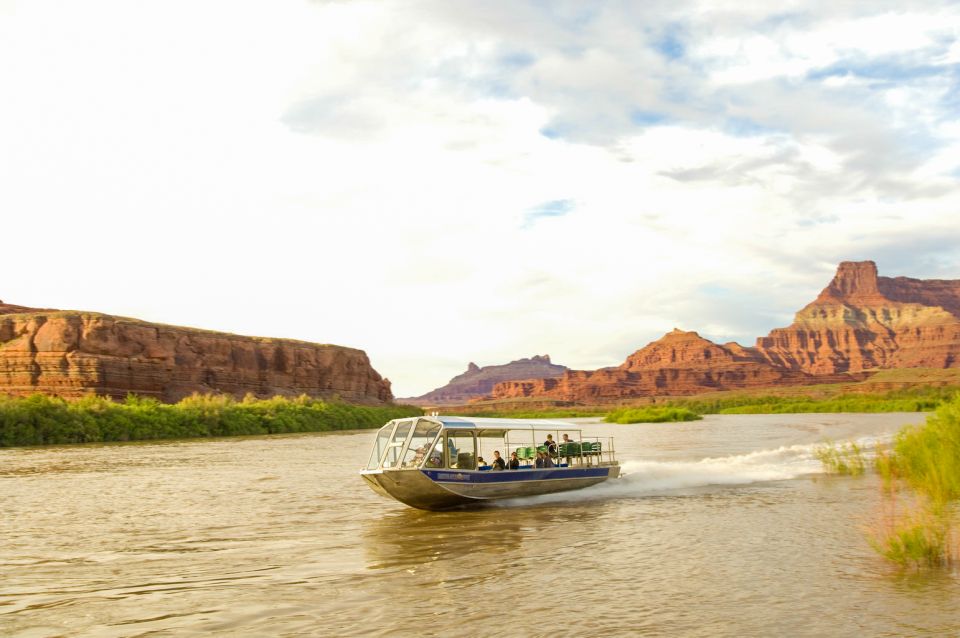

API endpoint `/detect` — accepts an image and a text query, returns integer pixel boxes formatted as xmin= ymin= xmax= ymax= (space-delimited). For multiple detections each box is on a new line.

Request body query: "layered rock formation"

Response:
xmin=0 ymin=304 xmax=393 ymax=404
xmin=756 ymin=261 xmax=960 ymax=373
xmin=404 ymin=355 xmax=568 ymax=405
xmin=491 ymin=330 xmax=824 ymax=402
xmin=488 ymin=261 xmax=960 ymax=404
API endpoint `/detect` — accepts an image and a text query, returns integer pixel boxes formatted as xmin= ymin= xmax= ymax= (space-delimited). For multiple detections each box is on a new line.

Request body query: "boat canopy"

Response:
xmin=432 ymin=416 xmax=581 ymax=437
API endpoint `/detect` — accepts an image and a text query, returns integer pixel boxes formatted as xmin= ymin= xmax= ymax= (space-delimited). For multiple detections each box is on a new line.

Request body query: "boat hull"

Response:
xmin=361 ymin=465 xmax=620 ymax=511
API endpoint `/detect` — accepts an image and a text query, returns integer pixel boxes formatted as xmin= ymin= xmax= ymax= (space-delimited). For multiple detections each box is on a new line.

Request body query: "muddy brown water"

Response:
xmin=2 ymin=413 xmax=959 ymax=637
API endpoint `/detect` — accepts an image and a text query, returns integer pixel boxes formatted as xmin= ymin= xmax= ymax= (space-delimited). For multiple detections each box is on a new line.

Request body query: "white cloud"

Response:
xmin=1 ymin=1 xmax=958 ymax=396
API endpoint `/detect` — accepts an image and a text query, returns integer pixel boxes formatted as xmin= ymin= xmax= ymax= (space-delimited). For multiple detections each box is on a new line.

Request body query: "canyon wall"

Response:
xmin=490 ymin=330 xmax=826 ymax=402
xmin=755 ymin=261 xmax=960 ymax=373
xmin=0 ymin=305 xmax=393 ymax=404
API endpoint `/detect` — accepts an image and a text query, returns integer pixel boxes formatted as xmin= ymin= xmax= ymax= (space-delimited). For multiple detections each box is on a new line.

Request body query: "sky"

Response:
xmin=1 ymin=1 xmax=959 ymax=397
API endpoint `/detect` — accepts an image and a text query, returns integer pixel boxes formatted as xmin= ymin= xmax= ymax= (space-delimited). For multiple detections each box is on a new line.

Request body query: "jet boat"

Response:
xmin=359 ymin=415 xmax=620 ymax=510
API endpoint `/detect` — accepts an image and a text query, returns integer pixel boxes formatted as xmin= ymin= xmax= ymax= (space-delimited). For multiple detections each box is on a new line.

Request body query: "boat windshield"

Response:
xmin=366 ymin=421 xmax=397 ymax=470
xmin=399 ymin=418 xmax=442 ymax=469
xmin=381 ymin=419 xmax=415 ymax=469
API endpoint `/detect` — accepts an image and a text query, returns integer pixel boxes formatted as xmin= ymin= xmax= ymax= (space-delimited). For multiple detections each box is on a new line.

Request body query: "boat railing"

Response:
xmin=555 ymin=436 xmax=616 ymax=466
xmin=504 ymin=435 xmax=616 ymax=467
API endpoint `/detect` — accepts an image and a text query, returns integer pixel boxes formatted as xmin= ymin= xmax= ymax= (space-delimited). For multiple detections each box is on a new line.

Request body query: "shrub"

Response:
xmin=815 ymin=441 xmax=867 ymax=476
xmin=868 ymin=508 xmax=954 ymax=569
xmin=604 ymin=406 xmax=702 ymax=424
xmin=0 ymin=393 xmax=422 ymax=447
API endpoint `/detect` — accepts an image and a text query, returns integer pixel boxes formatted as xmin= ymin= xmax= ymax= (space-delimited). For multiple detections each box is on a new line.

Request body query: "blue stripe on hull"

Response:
xmin=421 ymin=467 xmax=611 ymax=483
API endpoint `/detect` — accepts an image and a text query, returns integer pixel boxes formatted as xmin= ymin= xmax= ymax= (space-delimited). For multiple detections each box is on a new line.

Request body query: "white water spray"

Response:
xmin=498 ymin=433 xmax=892 ymax=507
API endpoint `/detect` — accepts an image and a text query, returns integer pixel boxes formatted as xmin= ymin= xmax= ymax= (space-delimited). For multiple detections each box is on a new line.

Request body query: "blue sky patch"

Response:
xmin=539 ymin=126 xmax=562 ymax=139
xmin=630 ymin=109 xmax=667 ymax=126
xmin=499 ymin=50 xmax=536 ymax=69
xmin=723 ymin=117 xmax=776 ymax=137
xmin=523 ymin=199 xmax=575 ymax=227
xmin=807 ymin=57 xmax=947 ymax=84
xmin=654 ymin=31 xmax=685 ymax=60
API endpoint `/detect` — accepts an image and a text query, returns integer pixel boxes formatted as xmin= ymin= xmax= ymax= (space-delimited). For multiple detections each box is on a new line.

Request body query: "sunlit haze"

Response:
xmin=2 ymin=1 xmax=959 ymax=397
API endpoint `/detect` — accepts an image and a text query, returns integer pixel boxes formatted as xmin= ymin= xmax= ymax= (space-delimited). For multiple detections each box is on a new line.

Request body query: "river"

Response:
xmin=2 ymin=413 xmax=959 ymax=637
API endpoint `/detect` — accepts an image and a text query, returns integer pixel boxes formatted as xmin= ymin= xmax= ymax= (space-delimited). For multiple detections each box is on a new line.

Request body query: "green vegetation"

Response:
xmin=870 ymin=511 xmax=953 ymax=568
xmin=0 ymin=393 xmax=422 ymax=447
xmin=601 ymin=387 xmax=953 ymax=425
xmin=884 ymin=397 xmax=960 ymax=506
xmin=604 ymin=406 xmax=702 ymax=424
xmin=815 ymin=441 xmax=866 ymax=476
xmin=716 ymin=396 xmax=942 ymax=414
xmin=814 ymin=396 xmax=960 ymax=568
xmin=662 ymin=387 xmax=953 ymax=415
xmin=868 ymin=398 xmax=960 ymax=568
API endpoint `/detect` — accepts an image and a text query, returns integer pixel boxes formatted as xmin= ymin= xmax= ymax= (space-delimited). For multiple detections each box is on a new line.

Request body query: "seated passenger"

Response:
xmin=477 ymin=456 xmax=490 ymax=470
xmin=408 ymin=445 xmax=426 ymax=467
xmin=508 ymin=451 xmax=520 ymax=470
xmin=425 ymin=453 xmax=442 ymax=468
xmin=491 ymin=450 xmax=506 ymax=471
xmin=543 ymin=434 xmax=557 ymax=457
xmin=534 ymin=451 xmax=545 ymax=468
xmin=542 ymin=453 xmax=555 ymax=468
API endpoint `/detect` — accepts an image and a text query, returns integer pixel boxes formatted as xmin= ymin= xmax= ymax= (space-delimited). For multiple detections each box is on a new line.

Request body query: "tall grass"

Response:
xmin=815 ymin=441 xmax=867 ymax=476
xmin=0 ymin=393 xmax=422 ymax=447
xmin=864 ymin=396 xmax=960 ymax=568
xmin=869 ymin=507 xmax=956 ymax=568
xmin=887 ymin=398 xmax=960 ymax=508
xmin=604 ymin=406 xmax=702 ymax=424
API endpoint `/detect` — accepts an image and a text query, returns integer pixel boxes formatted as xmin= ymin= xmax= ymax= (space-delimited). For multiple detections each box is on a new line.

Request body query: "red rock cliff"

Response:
xmin=0 ymin=304 xmax=393 ymax=404
xmin=491 ymin=330 xmax=820 ymax=402
xmin=755 ymin=261 xmax=960 ymax=373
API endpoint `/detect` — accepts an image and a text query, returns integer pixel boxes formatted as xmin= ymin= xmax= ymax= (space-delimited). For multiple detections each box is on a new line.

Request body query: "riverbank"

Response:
xmin=445 ymin=373 xmax=959 ymax=420
xmin=0 ymin=394 xmax=422 ymax=447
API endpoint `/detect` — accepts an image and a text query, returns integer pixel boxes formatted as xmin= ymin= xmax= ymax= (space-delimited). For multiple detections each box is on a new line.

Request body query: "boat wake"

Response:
xmin=497 ymin=434 xmax=892 ymax=507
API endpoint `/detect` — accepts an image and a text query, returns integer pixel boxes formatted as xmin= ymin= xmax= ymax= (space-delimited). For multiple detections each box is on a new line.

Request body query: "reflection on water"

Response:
xmin=2 ymin=414 xmax=959 ymax=637
xmin=364 ymin=504 xmax=607 ymax=571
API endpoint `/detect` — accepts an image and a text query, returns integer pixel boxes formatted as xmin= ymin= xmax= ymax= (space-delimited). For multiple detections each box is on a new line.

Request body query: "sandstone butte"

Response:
xmin=400 ymin=355 xmax=568 ymax=406
xmin=487 ymin=261 xmax=960 ymax=404
xmin=0 ymin=301 xmax=393 ymax=404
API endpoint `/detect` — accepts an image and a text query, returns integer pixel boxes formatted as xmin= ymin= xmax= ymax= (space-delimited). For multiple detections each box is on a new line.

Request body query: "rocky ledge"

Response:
xmin=0 ymin=303 xmax=393 ymax=404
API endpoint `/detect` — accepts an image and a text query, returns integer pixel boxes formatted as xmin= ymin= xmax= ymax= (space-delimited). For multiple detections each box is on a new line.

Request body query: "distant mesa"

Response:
xmin=400 ymin=355 xmax=568 ymax=405
xmin=0 ymin=301 xmax=394 ymax=404
xmin=473 ymin=260 xmax=960 ymax=405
